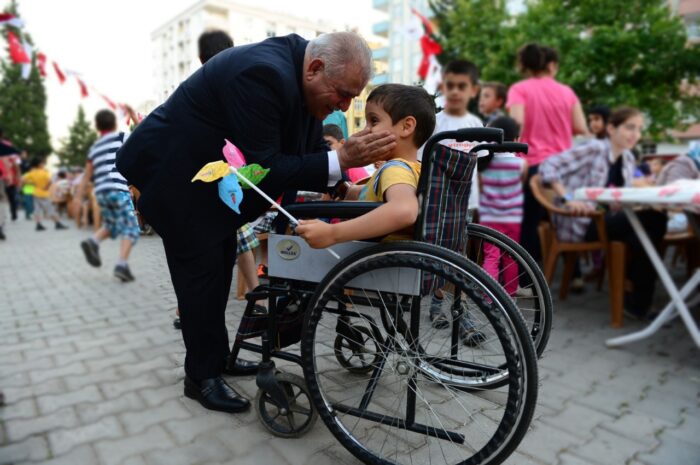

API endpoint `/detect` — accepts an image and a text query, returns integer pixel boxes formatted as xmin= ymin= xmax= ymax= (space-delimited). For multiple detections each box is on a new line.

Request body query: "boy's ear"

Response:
xmin=400 ymin=116 xmax=417 ymax=138
xmin=340 ymin=138 xmax=346 ymax=145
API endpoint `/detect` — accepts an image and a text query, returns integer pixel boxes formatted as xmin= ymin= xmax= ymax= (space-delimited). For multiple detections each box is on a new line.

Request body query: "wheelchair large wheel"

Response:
xmin=301 ymin=241 xmax=538 ymax=465
xmin=466 ymin=223 xmax=553 ymax=357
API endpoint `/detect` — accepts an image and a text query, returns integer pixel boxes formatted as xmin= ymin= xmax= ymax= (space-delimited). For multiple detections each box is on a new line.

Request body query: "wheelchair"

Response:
xmin=228 ymin=128 xmax=541 ymax=465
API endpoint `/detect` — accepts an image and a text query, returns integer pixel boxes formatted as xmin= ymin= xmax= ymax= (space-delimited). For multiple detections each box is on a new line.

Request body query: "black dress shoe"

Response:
xmin=223 ymin=358 xmax=259 ymax=376
xmin=184 ymin=376 xmax=250 ymax=413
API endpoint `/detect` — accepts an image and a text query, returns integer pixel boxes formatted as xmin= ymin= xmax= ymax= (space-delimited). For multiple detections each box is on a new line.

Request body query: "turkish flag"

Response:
xmin=53 ymin=61 xmax=66 ymax=84
xmin=37 ymin=53 xmax=47 ymax=76
xmin=77 ymin=78 xmax=89 ymax=98
xmin=101 ymin=94 xmax=117 ymax=110
xmin=8 ymin=31 xmax=30 ymax=64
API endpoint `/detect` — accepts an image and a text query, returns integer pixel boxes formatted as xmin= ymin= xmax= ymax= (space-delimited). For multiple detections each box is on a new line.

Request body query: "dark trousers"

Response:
xmin=5 ymin=185 xmax=17 ymax=220
xmin=521 ymin=165 xmax=545 ymax=263
xmin=163 ymin=236 xmax=238 ymax=381
xmin=585 ymin=209 xmax=667 ymax=312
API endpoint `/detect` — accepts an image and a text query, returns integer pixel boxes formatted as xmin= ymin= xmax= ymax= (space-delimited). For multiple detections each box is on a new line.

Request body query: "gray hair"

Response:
xmin=307 ymin=31 xmax=373 ymax=82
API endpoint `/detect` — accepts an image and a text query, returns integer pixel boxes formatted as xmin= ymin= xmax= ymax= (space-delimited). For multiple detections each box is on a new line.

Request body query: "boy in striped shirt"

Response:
xmin=74 ymin=110 xmax=140 ymax=282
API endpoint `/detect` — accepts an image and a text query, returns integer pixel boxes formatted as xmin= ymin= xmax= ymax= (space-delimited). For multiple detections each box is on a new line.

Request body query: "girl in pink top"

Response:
xmin=506 ymin=43 xmax=589 ymax=262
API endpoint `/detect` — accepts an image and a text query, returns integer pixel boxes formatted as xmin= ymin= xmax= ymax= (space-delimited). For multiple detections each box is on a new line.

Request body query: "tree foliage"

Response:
xmin=0 ymin=0 xmax=52 ymax=156
xmin=431 ymin=0 xmax=700 ymax=139
xmin=56 ymin=106 xmax=96 ymax=167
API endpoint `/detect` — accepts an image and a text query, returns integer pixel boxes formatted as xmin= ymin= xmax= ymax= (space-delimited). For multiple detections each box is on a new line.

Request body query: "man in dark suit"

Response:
xmin=116 ymin=32 xmax=395 ymax=413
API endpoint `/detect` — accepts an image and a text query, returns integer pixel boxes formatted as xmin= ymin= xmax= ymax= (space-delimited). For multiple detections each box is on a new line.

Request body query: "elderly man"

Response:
xmin=116 ymin=32 xmax=395 ymax=414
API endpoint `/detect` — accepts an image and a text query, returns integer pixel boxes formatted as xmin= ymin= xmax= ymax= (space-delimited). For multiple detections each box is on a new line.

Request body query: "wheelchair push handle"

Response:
xmin=470 ymin=142 xmax=529 ymax=155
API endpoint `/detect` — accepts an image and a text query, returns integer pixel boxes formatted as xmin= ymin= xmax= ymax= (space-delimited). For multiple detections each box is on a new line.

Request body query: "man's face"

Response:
xmin=588 ymin=114 xmax=605 ymax=136
xmin=441 ymin=72 xmax=478 ymax=115
xmin=479 ymin=87 xmax=502 ymax=115
xmin=304 ymin=59 xmax=366 ymax=120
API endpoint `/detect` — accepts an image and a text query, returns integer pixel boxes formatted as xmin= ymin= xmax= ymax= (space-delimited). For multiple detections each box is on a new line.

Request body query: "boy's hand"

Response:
xmin=337 ymin=127 xmax=396 ymax=171
xmin=296 ymin=219 xmax=337 ymax=249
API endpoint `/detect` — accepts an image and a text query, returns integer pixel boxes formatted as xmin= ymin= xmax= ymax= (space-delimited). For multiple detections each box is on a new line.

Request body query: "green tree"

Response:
xmin=431 ymin=0 xmax=700 ymax=139
xmin=0 ymin=0 xmax=52 ymax=156
xmin=56 ymin=106 xmax=96 ymax=167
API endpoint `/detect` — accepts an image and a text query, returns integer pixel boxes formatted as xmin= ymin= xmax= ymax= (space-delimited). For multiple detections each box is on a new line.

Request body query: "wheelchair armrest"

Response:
xmin=285 ymin=201 xmax=383 ymax=220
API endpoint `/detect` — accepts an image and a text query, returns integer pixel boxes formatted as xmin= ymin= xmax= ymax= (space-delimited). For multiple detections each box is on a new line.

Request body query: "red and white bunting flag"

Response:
xmin=7 ymin=31 xmax=30 ymax=64
xmin=20 ymin=40 xmax=32 ymax=79
xmin=77 ymin=78 xmax=89 ymax=98
xmin=37 ymin=52 xmax=47 ymax=76
xmin=101 ymin=94 xmax=117 ymax=110
xmin=411 ymin=9 xmax=442 ymax=80
xmin=0 ymin=13 xmax=25 ymax=28
xmin=52 ymin=61 xmax=66 ymax=84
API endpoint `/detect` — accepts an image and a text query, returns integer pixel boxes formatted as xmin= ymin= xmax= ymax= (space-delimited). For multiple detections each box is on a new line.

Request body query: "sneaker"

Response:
xmin=257 ymin=264 xmax=268 ymax=277
xmin=55 ymin=222 xmax=68 ymax=230
xmin=114 ymin=264 xmax=135 ymax=282
xmin=80 ymin=240 xmax=101 ymax=267
xmin=36 ymin=223 xmax=46 ymax=231
xmin=514 ymin=286 xmax=534 ymax=298
xmin=429 ymin=295 xmax=449 ymax=329
xmin=459 ymin=312 xmax=486 ymax=347
xmin=570 ymin=277 xmax=585 ymax=294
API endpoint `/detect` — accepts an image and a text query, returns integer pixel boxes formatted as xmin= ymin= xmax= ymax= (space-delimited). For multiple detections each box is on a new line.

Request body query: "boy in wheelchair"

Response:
xmin=296 ymin=83 xmax=485 ymax=346
xmin=296 ymin=83 xmax=434 ymax=246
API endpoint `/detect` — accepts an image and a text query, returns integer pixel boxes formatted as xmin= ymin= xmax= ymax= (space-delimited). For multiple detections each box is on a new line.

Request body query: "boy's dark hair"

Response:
xmin=482 ymin=81 xmax=507 ymax=105
xmin=198 ymin=30 xmax=233 ymax=64
xmin=322 ymin=124 xmax=344 ymax=142
xmin=443 ymin=59 xmax=480 ymax=85
xmin=608 ymin=106 xmax=642 ymax=128
xmin=517 ymin=43 xmax=559 ymax=74
xmin=95 ymin=110 xmax=117 ymax=132
xmin=487 ymin=116 xmax=520 ymax=142
xmin=367 ymin=84 xmax=436 ymax=148
xmin=57 ymin=171 xmax=67 ymax=179
xmin=589 ymin=104 xmax=611 ymax=124
xmin=29 ymin=156 xmax=43 ymax=169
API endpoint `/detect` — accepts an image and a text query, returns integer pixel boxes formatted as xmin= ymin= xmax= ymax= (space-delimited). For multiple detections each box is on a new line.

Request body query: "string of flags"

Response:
xmin=0 ymin=12 xmax=142 ymax=125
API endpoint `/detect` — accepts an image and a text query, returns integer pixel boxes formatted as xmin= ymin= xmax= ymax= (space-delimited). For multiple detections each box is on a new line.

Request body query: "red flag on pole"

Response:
xmin=101 ymin=94 xmax=117 ymax=110
xmin=410 ymin=9 xmax=442 ymax=80
xmin=37 ymin=52 xmax=47 ymax=76
xmin=0 ymin=13 xmax=24 ymax=28
xmin=8 ymin=31 xmax=30 ymax=64
xmin=52 ymin=61 xmax=66 ymax=84
xmin=77 ymin=78 xmax=89 ymax=98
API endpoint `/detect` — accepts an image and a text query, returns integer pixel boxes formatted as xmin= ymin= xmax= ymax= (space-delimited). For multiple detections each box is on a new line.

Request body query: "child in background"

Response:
xmin=22 ymin=158 xmax=68 ymax=231
xmin=479 ymin=116 xmax=528 ymax=296
xmin=587 ymin=105 xmax=610 ymax=140
xmin=297 ymin=84 xmax=435 ymax=246
xmin=479 ymin=81 xmax=507 ymax=125
xmin=323 ymin=124 xmax=369 ymax=183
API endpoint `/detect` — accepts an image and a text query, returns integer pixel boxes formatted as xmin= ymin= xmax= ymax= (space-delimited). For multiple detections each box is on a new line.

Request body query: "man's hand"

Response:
xmin=295 ymin=219 xmax=337 ymax=249
xmin=565 ymin=200 xmax=595 ymax=215
xmin=337 ymin=127 xmax=396 ymax=170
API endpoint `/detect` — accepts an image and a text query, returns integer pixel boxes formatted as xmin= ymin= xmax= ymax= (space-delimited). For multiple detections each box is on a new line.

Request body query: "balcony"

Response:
xmin=372 ymin=47 xmax=389 ymax=61
xmin=372 ymin=21 xmax=389 ymax=37
xmin=372 ymin=0 xmax=388 ymax=12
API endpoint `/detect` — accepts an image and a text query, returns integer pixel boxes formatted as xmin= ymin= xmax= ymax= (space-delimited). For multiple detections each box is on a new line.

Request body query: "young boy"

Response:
xmin=323 ymin=124 xmax=368 ymax=183
xmin=22 ymin=157 xmax=68 ymax=231
xmin=418 ymin=60 xmax=485 ymax=340
xmin=587 ymin=104 xmax=610 ymax=139
xmin=74 ymin=110 xmax=139 ymax=282
xmin=296 ymin=84 xmax=435 ymax=247
xmin=479 ymin=81 xmax=507 ymax=125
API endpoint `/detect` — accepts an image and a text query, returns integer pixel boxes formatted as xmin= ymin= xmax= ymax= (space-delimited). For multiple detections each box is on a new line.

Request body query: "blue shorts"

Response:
xmin=95 ymin=190 xmax=140 ymax=243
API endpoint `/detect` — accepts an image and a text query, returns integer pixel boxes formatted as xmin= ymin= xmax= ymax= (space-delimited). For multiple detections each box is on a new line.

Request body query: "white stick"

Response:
xmin=229 ymin=166 xmax=341 ymax=260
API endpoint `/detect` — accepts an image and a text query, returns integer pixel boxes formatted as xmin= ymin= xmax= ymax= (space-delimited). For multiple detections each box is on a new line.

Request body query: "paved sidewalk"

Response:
xmin=0 ymin=218 xmax=698 ymax=465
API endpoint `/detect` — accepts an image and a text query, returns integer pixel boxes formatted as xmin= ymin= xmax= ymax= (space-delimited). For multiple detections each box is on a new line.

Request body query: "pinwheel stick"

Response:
xmin=228 ymin=165 xmax=341 ymax=260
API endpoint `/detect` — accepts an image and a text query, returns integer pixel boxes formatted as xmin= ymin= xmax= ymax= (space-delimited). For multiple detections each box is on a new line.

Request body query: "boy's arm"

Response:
xmin=296 ymin=184 xmax=419 ymax=248
xmin=74 ymin=162 xmax=93 ymax=201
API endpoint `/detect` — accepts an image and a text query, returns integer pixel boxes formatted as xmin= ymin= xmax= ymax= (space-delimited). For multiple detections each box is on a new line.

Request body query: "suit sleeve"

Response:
xmin=222 ymin=65 xmax=329 ymax=201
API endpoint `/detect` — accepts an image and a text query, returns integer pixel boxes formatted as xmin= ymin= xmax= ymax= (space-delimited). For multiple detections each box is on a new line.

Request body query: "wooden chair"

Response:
xmin=530 ymin=174 xmax=625 ymax=327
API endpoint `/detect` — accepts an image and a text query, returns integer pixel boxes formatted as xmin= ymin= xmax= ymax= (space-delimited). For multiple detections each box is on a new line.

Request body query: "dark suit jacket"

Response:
xmin=116 ymin=35 xmax=329 ymax=255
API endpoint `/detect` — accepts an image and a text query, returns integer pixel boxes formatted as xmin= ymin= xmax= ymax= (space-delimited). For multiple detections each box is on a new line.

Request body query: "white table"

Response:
xmin=574 ymin=181 xmax=700 ymax=347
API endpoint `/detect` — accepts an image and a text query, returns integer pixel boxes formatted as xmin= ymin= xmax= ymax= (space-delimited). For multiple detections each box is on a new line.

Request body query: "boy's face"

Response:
xmin=607 ymin=115 xmax=644 ymax=151
xmin=649 ymin=158 xmax=664 ymax=175
xmin=588 ymin=114 xmax=605 ymax=136
xmin=364 ymin=101 xmax=415 ymax=154
xmin=441 ymin=72 xmax=478 ymax=115
xmin=478 ymin=87 xmax=503 ymax=115
xmin=323 ymin=135 xmax=343 ymax=151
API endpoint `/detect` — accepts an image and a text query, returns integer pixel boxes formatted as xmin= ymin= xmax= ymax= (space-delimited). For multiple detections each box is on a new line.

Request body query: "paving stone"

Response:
xmin=518 ymin=421 xmax=588 ymax=465
xmin=162 ymin=410 xmax=232 ymax=444
xmin=76 ymin=391 xmax=146 ymax=424
xmin=29 ymin=361 xmax=87 ymax=384
xmin=94 ymin=425 xmax=175 ymax=465
xmin=0 ymin=435 xmax=50 ymax=463
xmin=20 ymin=444 xmax=99 ymax=465
xmin=37 ymin=384 xmax=103 ymax=416
xmin=84 ymin=350 xmax=140 ymax=373
xmin=1 ymin=377 xmax=65 ymax=403
xmin=120 ymin=398 xmax=192 ymax=435
xmin=568 ymin=428 xmax=652 ymax=465
xmin=539 ymin=402 xmax=616 ymax=440
xmin=557 ymin=452 xmax=603 ymax=465
xmin=598 ymin=411 xmax=674 ymax=448
xmin=52 ymin=345 xmax=106 ymax=368
xmin=5 ymin=407 xmax=80 ymax=442
xmin=145 ymin=435 xmax=232 ymax=465
xmin=138 ymin=383 xmax=182 ymax=408
xmin=0 ymin=397 xmax=37 ymax=421
xmin=638 ymin=433 xmax=700 ymax=465
xmin=117 ymin=355 xmax=174 ymax=378
xmin=99 ymin=373 xmax=162 ymax=400
xmin=49 ymin=416 xmax=123 ymax=456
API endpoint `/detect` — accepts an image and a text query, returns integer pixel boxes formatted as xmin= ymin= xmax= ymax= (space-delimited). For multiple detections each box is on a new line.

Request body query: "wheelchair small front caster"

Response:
xmin=254 ymin=372 xmax=317 ymax=438
xmin=334 ymin=325 xmax=381 ymax=374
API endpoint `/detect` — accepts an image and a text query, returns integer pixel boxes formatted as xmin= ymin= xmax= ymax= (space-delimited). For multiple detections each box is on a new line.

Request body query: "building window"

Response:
xmin=354 ymin=100 xmax=363 ymax=112
xmin=354 ymin=117 xmax=361 ymax=128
